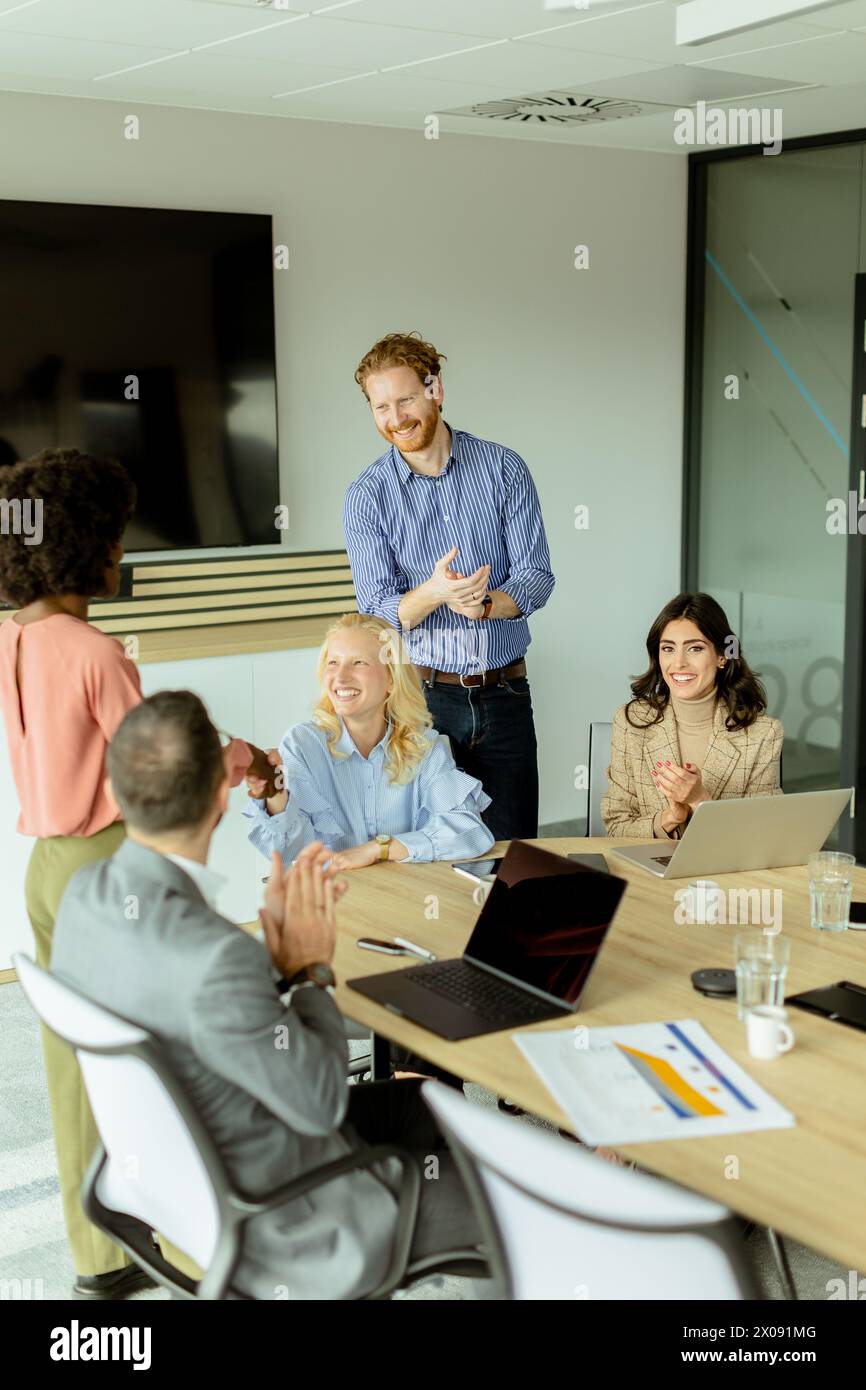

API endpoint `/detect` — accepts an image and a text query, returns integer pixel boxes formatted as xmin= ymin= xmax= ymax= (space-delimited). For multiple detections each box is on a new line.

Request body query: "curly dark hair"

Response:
xmin=0 ymin=448 xmax=136 ymax=607
xmin=626 ymin=592 xmax=768 ymax=732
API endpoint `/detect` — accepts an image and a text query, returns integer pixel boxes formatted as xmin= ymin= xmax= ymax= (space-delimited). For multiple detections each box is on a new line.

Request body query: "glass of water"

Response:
xmin=733 ymin=930 xmax=790 ymax=1021
xmin=808 ymin=852 xmax=855 ymax=933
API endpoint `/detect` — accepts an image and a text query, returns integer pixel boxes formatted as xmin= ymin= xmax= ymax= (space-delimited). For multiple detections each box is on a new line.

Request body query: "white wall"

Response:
xmin=0 ymin=92 xmax=686 ymax=966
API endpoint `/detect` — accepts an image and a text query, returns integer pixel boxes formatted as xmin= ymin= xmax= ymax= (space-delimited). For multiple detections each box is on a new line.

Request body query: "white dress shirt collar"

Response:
xmin=165 ymin=853 xmax=227 ymax=913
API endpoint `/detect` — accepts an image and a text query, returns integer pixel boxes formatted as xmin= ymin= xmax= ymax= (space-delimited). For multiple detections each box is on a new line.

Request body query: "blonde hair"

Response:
xmin=313 ymin=613 xmax=433 ymax=784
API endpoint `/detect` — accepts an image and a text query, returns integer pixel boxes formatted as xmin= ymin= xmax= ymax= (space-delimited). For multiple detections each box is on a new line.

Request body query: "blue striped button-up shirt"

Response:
xmin=243 ymin=719 xmax=494 ymax=867
xmin=343 ymin=425 xmax=555 ymax=674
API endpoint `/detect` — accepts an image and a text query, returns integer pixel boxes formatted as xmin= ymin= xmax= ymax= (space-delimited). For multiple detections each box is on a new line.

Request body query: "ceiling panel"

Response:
xmin=693 ymin=29 xmax=866 ymax=83
xmin=0 ymin=30 xmax=177 ymax=79
xmin=93 ymin=52 xmax=363 ymax=98
xmin=250 ymin=77 xmax=478 ymax=125
xmin=527 ymin=8 xmax=844 ymax=65
xmin=586 ymin=64 xmax=815 ymax=103
xmin=0 ymin=0 xmax=306 ymax=47
xmin=196 ymin=15 xmax=497 ymax=68
xmin=366 ymin=71 xmax=559 ymax=109
xmin=796 ymin=0 xmax=866 ymax=27
xmin=0 ymin=71 xmax=101 ymax=100
xmin=339 ymin=0 xmax=661 ymax=41
xmin=253 ymin=70 xmax=501 ymax=123
xmin=387 ymin=41 xmax=665 ymax=89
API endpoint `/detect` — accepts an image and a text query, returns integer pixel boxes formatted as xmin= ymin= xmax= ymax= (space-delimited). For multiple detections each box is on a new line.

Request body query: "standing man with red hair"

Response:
xmin=344 ymin=332 xmax=554 ymax=840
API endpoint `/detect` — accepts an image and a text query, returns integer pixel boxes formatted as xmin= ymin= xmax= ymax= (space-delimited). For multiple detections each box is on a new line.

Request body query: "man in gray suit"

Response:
xmin=51 ymin=689 xmax=481 ymax=1300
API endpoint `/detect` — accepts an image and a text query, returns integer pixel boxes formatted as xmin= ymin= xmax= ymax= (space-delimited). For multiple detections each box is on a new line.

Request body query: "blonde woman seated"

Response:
xmin=244 ymin=613 xmax=495 ymax=869
xmin=602 ymin=593 xmax=783 ymax=840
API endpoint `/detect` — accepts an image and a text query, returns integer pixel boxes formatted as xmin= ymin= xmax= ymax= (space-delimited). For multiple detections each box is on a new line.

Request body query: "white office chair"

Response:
xmin=14 ymin=953 xmax=488 ymax=1300
xmin=587 ymin=721 xmax=612 ymax=838
xmin=423 ymin=1083 xmax=760 ymax=1300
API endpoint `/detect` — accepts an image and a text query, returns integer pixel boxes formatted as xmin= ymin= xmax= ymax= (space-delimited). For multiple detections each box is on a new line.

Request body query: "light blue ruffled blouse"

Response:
xmin=243 ymin=718 xmax=494 ymax=867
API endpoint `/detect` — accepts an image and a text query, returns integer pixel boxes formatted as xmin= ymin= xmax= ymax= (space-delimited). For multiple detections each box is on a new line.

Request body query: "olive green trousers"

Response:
xmin=25 ymin=823 xmax=131 ymax=1277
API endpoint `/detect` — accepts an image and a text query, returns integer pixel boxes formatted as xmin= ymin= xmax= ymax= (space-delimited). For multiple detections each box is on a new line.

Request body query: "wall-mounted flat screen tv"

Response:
xmin=0 ymin=200 xmax=279 ymax=551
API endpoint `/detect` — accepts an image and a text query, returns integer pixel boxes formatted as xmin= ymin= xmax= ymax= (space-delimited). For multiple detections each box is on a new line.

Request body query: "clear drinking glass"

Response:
xmin=733 ymin=930 xmax=790 ymax=1021
xmin=808 ymin=852 xmax=854 ymax=933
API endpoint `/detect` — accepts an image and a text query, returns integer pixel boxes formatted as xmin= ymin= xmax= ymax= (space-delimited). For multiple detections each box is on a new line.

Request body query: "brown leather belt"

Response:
xmin=415 ymin=659 xmax=526 ymax=689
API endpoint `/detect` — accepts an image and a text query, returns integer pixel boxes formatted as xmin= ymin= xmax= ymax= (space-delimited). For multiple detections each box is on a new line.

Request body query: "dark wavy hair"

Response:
xmin=0 ymin=448 xmax=135 ymax=607
xmin=626 ymin=592 xmax=767 ymax=731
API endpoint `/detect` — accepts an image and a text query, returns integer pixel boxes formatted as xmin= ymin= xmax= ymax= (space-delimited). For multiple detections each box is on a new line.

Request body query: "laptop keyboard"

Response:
xmin=402 ymin=959 xmax=555 ymax=1023
xmin=651 ymin=854 xmax=673 ymax=866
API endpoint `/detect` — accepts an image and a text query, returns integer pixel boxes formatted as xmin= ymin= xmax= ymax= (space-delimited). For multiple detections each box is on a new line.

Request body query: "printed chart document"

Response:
xmin=514 ymin=1020 xmax=795 ymax=1145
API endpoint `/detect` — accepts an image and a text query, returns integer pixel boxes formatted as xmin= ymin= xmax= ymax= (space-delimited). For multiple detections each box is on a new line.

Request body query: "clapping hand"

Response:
xmin=427 ymin=546 xmax=490 ymax=618
xmin=258 ymin=842 xmax=347 ymax=980
xmin=442 ymin=556 xmax=491 ymax=620
xmin=652 ymin=760 xmax=707 ymax=825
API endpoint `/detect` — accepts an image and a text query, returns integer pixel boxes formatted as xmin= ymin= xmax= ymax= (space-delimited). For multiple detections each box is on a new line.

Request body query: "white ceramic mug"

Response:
xmin=684 ymin=879 xmax=724 ymax=924
xmin=746 ymin=1005 xmax=795 ymax=1060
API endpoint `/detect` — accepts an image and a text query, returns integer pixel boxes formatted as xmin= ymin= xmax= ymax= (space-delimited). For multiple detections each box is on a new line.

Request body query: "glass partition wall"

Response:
xmin=684 ymin=134 xmax=866 ymax=854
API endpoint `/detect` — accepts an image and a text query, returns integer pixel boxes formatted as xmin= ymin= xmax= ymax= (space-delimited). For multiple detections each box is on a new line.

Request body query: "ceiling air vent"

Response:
xmin=441 ymin=92 xmax=674 ymax=124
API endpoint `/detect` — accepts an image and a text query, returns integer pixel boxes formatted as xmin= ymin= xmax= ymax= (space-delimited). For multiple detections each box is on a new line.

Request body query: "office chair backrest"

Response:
xmin=587 ymin=722 xmax=612 ymax=838
xmin=14 ymin=953 xmax=222 ymax=1269
xmin=423 ymin=1084 xmax=755 ymax=1300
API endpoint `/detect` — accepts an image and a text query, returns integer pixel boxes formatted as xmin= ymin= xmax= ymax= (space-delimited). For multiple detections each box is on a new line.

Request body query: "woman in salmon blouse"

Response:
xmin=0 ymin=448 xmax=253 ymax=1299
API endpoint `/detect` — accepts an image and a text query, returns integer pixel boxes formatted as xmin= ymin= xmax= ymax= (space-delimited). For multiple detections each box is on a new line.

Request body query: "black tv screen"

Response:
xmin=0 ymin=200 xmax=279 ymax=551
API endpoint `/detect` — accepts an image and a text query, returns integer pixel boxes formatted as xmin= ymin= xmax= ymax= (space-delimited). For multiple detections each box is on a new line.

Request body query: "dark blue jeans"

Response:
xmin=422 ymin=674 xmax=539 ymax=841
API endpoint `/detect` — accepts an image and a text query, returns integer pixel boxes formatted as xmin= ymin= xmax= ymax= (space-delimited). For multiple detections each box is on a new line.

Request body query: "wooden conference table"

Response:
xmin=331 ymin=837 xmax=866 ymax=1275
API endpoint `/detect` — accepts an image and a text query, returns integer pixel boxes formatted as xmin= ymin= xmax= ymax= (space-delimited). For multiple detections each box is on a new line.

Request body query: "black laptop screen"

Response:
xmin=463 ymin=841 xmax=625 ymax=1007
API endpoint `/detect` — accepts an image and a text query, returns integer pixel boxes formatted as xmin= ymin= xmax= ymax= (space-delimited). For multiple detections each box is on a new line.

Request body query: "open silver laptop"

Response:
xmin=611 ymin=788 xmax=854 ymax=879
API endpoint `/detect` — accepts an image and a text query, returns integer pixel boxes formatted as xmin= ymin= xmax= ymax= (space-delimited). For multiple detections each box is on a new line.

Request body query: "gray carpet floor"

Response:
xmin=0 ymin=979 xmax=853 ymax=1302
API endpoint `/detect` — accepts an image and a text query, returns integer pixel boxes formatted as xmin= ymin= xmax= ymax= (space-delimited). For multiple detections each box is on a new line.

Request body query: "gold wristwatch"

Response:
xmin=376 ymin=833 xmax=391 ymax=862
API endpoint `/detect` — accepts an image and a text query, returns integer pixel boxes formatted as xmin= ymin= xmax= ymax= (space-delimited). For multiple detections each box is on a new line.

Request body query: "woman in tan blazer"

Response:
xmin=602 ymin=593 xmax=783 ymax=839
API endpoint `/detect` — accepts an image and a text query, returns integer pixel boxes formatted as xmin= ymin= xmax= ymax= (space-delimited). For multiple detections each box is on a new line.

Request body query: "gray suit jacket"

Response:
xmin=51 ymin=838 xmax=399 ymax=1300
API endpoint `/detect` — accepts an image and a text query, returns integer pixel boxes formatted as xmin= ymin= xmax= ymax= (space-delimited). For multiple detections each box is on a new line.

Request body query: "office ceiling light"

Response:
xmin=441 ymin=91 xmax=674 ymax=124
xmin=675 ymin=0 xmax=842 ymax=45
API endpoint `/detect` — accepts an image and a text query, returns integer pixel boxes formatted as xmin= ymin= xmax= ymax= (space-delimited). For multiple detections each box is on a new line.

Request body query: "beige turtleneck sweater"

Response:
xmin=653 ymin=687 xmax=718 ymax=839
